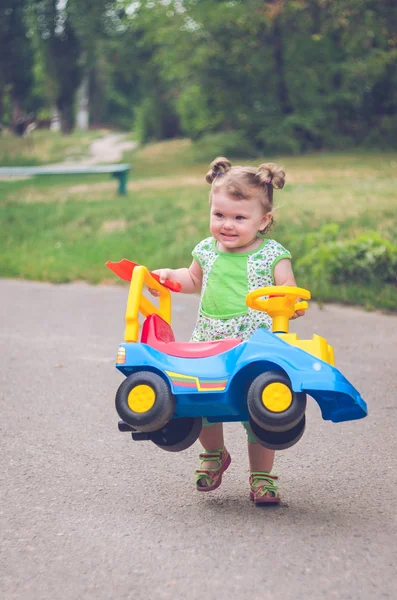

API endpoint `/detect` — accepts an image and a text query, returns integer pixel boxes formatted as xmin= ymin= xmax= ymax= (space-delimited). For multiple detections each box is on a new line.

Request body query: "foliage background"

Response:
xmin=1 ymin=0 xmax=397 ymax=153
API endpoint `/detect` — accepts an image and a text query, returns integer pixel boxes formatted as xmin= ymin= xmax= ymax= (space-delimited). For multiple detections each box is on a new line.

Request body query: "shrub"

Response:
xmin=257 ymin=113 xmax=325 ymax=155
xmin=192 ymin=131 xmax=258 ymax=161
xmin=362 ymin=116 xmax=397 ymax=150
xmin=296 ymin=229 xmax=397 ymax=286
xmin=134 ymin=97 xmax=180 ymax=144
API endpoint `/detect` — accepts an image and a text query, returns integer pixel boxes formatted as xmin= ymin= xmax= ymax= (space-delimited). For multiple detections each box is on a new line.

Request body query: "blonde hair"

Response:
xmin=205 ymin=156 xmax=286 ymax=233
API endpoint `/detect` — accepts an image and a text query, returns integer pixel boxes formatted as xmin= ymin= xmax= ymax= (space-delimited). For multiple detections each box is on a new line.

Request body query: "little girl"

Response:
xmin=150 ymin=157 xmax=303 ymax=505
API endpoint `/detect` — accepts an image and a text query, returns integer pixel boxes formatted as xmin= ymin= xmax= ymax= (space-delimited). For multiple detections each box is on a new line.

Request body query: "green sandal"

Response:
xmin=249 ymin=472 xmax=280 ymax=505
xmin=195 ymin=447 xmax=231 ymax=492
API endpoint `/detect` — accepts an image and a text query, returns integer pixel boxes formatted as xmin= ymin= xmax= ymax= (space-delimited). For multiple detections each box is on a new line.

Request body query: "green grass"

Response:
xmin=1 ymin=136 xmax=396 ymax=311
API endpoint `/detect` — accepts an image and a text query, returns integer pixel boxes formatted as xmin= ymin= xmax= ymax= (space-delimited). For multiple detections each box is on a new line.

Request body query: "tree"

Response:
xmin=103 ymin=1 xmax=181 ymax=139
xmin=68 ymin=0 xmax=111 ymax=129
xmin=0 ymin=1 xmax=34 ymax=124
xmin=34 ymin=0 xmax=82 ymax=133
xmin=6 ymin=0 xmax=395 ymax=148
xmin=263 ymin=1 xmax=293 ymax=116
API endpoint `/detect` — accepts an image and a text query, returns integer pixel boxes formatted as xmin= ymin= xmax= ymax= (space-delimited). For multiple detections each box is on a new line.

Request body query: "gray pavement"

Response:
xmin=1 ymin=279 xmax=396 ymax=600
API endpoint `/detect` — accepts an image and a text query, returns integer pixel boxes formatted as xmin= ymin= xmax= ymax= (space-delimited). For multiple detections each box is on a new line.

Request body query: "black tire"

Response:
xmin=250 ymin=415 xmax=306 ymax=450
xmin=150 ymin=418 xmax=202 ymax=452
xmin=115 ymin=371 xmax=175 ymax=432
xmin=247 ymin=371 xmax=306 ymax=432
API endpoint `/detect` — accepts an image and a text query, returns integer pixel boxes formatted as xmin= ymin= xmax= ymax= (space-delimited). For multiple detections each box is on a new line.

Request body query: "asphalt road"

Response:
xmin=1 ymin=279 xmax=396 ymax=600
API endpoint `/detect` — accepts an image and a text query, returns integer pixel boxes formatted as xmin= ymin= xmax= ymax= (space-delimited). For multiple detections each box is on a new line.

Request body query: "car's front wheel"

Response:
xmin=247 ymin=371 xmax=306 ymax=432
xmin=115 ymin=371 xmax=175 ymax=432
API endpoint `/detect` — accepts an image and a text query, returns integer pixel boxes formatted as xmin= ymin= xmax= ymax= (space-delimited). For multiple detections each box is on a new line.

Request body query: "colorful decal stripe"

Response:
xmin=165 ymin=371 xmax=228 ymax=392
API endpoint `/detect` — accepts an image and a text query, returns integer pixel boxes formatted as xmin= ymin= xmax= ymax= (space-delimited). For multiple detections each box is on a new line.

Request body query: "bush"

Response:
xmin=295 ymin=229 xmax=397 ymax=286
xmin=256 ymin=113 xmax=325 ymax=155
xmin=362 ymin=116 xmax=397 ymax=150
xmin=192 ymin=131 xmax=258 ymax=161
xmin=134 ymin=97 xmax=180 ymax=144
xmin=176 ymin=84 xmax=218 ymax=141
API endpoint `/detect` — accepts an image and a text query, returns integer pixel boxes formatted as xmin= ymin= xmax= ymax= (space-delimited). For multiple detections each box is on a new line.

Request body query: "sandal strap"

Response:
xmin=195 ymin=447 xmax=227 ymax=486
xmin=197 ymin=447 xmax=225 ymax=471
xmin=195 ymin=470 xmax=214 ymax=487
xmin=250 ymin=471 xmax=278 ymax=481
xmin=250 ymin=471 xmax=279 ymax=496
xmin=199 ymin=453 xmax=222 ymax=461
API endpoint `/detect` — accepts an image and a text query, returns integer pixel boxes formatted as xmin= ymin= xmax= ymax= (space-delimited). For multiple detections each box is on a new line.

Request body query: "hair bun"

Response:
xmin=256 ymin=163 xmax=285 ymax=189
xmin=206 ymin=156 xmax=232 ymax=184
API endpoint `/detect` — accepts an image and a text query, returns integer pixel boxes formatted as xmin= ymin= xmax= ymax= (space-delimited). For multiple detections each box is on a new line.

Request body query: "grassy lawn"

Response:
xmin=1 ymin=135 xmax=396 ymax=311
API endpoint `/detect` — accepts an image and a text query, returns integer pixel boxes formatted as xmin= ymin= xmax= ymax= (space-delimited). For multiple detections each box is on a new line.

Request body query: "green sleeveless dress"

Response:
xmin=191 ymin=237 xmax=291 ymax=342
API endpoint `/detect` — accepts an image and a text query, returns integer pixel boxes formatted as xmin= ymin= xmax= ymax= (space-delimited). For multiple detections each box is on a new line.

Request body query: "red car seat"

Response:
xmin=141 ymin=314 xmax=241 ymax=359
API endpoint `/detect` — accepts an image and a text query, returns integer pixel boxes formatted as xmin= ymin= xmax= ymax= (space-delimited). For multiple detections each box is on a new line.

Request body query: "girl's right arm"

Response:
xmin=149 ymin=260 xmax=203 ymax=295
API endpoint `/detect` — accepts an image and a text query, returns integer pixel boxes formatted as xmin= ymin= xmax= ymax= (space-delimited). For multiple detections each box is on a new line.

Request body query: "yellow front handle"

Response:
xmin=246 ymin=286 xmax=311 ymax=333
xmin=125 ymin=266 xmax=171 ymax=342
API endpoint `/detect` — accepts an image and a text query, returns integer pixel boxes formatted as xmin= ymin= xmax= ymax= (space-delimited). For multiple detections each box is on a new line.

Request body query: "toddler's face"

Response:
xmin=209 ymin=192 xmax=271 ymax=252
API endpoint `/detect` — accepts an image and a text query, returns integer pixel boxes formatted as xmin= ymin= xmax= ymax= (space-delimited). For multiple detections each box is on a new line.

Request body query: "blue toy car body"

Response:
xmin=116 ymin=327 xmax=367 ymax=425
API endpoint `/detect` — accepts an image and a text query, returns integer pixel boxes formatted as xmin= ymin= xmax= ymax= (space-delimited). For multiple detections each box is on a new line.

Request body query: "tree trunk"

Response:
xmin=57 ymin=101 xmax=74 ymax=134
xmin=264 ymin=0 xmax=293 ymax=115
xmin=50 ymin=106 xmax=61 ymax=132
xmin=270 ymin=19 xmax=293 ymax=115
xmin=11 ymin=93 xmax=24 ymax=126
xmin=76 ymin=68 xmax=90 ymax=130
xmin=0 ymin=83 xmax=4 ymax=125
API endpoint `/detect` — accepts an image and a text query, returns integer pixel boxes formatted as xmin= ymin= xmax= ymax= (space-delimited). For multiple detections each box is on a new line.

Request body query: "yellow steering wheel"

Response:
xmin=246 ymin=286 xmax=311 ymax=333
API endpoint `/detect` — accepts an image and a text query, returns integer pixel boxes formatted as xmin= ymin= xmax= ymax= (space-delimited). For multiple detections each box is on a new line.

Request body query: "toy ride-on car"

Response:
xmin=106 ymin=259 xmax=367 ymax=452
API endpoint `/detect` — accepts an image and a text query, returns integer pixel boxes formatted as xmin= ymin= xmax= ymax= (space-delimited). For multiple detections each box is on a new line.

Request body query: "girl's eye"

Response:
xmin=214 ymin=212 xmax=223 ymax=218
xmin=235 ymin=215 xmax=245 ymax=221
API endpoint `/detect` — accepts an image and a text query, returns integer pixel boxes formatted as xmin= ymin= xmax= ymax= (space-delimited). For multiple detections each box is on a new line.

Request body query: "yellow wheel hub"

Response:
xmin=127 ymin=384 xmax=156 ymax=413
xmin=261 ymin=382 xmax=292 ymax=413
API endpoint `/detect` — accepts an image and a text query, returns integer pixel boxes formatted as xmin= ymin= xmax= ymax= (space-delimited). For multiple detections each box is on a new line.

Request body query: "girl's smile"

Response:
xmin=210 ymin=192 xmax=271 ymax=252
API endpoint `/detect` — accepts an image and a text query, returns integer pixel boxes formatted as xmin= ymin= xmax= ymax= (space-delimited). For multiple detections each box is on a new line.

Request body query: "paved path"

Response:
xmin=1 ymin=279 xmax=396 ymax=600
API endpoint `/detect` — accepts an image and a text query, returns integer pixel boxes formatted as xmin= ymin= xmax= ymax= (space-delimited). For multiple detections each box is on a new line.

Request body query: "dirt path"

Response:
xmin=59 ymin=132 xmax=136 ymax=166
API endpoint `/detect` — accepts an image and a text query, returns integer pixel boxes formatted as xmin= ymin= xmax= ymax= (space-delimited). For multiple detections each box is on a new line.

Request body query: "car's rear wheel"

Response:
xmin=150 ymin=418 xmax=202 ymax=452
xmin=250 ymin=415 xmax=306 ymax=450
xmin=115 ymin=371 xmax=175 ymax=432
xmin=247 ymin=371 xmax=306 ymax=432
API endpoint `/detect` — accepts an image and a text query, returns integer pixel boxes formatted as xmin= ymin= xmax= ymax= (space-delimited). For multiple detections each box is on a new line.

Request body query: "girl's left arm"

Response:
xmin=273 ymin=258 xmax=305 ymax=319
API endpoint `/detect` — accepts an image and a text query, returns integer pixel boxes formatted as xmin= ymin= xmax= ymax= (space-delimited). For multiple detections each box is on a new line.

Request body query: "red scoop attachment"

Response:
xmin=105 ymin=259 xmax=181 ymax=292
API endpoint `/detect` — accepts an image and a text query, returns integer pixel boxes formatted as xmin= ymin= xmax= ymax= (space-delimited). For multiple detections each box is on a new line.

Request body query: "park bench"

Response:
xmin=0 ymin=163 xmax=131 ymax=195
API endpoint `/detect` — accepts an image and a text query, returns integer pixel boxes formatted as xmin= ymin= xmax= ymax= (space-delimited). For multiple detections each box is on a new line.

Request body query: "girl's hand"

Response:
xmin=147 ymin=269 xmax=173 ymax=297
xmin=291 ymin=299 xmax=305 ymax=319
xmin=291 ymin=309 xmax=305 ymax=319
xmin=273 ymin=260 xmax=305 ymax=320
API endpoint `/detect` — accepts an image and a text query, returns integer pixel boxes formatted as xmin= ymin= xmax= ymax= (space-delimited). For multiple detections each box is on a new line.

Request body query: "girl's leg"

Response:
xmin=195 ymin=420 xmax=231 ymax=491
xmin=199 ymin=421 xmax=224 ymax=453
xmin=242 ymin=422 xmax=280 ymax=504
xmin=242 ymin=422 xmax=275 ymax=470
xmin=198 ymin=422 xmax=226 ymax=470
xmin=247 ymin=441 xmax=275 ymax=473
